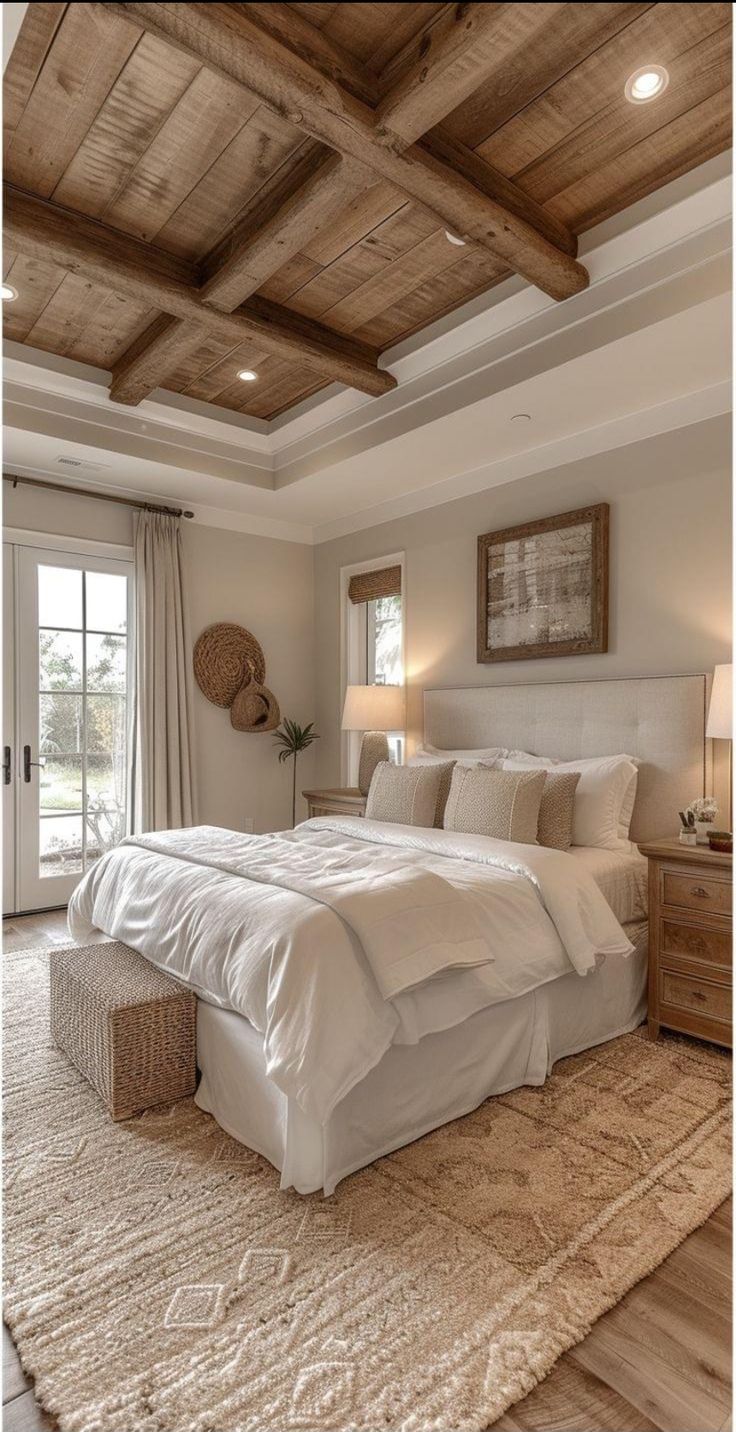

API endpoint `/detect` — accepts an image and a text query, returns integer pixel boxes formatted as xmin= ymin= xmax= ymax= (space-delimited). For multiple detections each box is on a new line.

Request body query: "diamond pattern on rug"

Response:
xmin=3 ymin=946 xmax=731 ymax=1432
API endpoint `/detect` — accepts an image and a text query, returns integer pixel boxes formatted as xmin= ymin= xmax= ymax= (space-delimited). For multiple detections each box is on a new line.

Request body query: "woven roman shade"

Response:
xmin=348 ymin=565 xmax=402 ymax=604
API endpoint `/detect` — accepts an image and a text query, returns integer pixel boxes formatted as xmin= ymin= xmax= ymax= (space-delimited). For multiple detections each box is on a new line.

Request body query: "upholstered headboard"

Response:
xmin=424 ymin=675 xmax=709 ymax=843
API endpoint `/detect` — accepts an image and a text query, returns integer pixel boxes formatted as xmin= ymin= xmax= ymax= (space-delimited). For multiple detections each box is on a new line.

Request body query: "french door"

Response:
xmin=4 ymin=543 xmax=134 ymax=914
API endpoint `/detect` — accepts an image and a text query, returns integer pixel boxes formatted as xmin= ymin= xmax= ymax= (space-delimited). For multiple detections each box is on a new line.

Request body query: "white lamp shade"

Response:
xmin=341 ymin=683 xmax=405 ymax=732
xmin=707 ymin=664 xmax=733 ymax=739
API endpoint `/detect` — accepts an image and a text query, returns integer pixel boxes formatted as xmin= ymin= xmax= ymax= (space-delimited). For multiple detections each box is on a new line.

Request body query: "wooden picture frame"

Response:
xmin=477 ymin=503 xmax=609 ymax=663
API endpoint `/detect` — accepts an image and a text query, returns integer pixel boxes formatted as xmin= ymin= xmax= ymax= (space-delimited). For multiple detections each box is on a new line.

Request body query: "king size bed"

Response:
xmin=68 ymin=675 xmax=709 ymax=1195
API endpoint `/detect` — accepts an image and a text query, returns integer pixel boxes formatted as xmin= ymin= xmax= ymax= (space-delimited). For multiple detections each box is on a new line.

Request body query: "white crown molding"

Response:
xmin=3 ymin=460 xmax=314 ymax=544
xmin=5 ymin=158 xmax=730 ymax=476
xmin=268 ymin=158 xmax=732 ymax=458
xmin=313 ymin=381 xmax=732 ymax=544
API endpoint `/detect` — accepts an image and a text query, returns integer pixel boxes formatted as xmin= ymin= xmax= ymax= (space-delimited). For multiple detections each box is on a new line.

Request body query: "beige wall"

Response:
xmin=313 ymin=415 xmax=732 ymax=785
xmin=3 ymin=486 xmax=316 ymax=831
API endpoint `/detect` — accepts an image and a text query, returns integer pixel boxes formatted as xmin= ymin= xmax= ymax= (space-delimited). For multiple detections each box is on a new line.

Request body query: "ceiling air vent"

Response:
xmin=55 ymin=456 xmax=109 ymax=472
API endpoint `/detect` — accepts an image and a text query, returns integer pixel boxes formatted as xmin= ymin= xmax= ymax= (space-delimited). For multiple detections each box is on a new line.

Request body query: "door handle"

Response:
xmin=3 ymin=746 xmax=10 ymax=785
xmin=23 ymin=745 xmax=46 ymax=782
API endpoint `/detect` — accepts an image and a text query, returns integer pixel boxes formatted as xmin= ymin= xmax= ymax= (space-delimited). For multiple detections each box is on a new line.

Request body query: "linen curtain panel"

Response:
xmin=133 ymin=511 xmax=196 ymax=832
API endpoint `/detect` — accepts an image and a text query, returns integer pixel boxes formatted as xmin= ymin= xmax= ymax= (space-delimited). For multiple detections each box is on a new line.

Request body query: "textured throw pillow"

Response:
xmin=366 ymin=762 xmax=444 ymax=828
xmin=443 ymin=766 xmax=546 ymax=843
xmin=537 ymin=771 xmax=581 ymax=851
xmin=503 ymin=754 xmax=639 ymax=850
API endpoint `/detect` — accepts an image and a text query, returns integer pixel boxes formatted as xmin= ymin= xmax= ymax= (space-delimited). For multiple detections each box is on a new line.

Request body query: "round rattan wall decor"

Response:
xmin=193 ymin=623 xmax=266 ymax=709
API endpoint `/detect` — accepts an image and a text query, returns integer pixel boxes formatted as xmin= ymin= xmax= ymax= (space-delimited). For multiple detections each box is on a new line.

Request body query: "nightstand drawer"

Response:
xmin=310 ymin=800 xmax=364 ymax=818
xmin=661 ymin=869 xmax=732 ymax=917
xmin=660 ymin=968 xmax=731 ymax=1023
xmin=661 ymin=915 xmax=732 ymax=968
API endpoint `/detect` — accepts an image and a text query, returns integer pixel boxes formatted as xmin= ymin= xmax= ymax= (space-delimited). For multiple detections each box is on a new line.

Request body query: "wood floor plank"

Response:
xmin=570 ymin=1321 xmax=729 ymax=1432
xmin=3 ymin=1323 xmax=29 ymax=1403
xmin=1 ymin=1389 xmax=55 ymax=1431
xmin=489 ymin=1351 xmax=661 ymax=1430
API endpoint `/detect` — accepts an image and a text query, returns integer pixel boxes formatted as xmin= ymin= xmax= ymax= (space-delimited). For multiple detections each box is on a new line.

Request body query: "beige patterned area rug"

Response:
xmin=3 ymin=947 xmax=732 ymax=1432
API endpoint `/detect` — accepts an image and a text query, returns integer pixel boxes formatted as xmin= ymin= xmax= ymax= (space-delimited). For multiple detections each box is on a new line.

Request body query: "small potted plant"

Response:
xmin=686 ymin=796 xmax=719 ymax=845
xmin=274 ymin=718 xmax=319 ymax=827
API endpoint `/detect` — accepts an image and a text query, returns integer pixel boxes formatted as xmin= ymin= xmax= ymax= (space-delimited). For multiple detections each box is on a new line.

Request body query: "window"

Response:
xmin=342 ymin=556 xmax=405 ymax=781
xmin=366 ymin=595 xmax=404 ymax=763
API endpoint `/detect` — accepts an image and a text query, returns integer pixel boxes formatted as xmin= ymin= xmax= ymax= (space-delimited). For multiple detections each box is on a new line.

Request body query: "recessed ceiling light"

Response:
xmin=444 ymin=230 xmax=466 ymax=246
xmin=1 ymin=283 xmax=18 ymax=301
xmin=238 ymin=369 xmax=257 ymax=381
xmin=511 ymin=413 xmax=532 ymax=423
xmin=624 ymin=64 xmax=669 ymax=104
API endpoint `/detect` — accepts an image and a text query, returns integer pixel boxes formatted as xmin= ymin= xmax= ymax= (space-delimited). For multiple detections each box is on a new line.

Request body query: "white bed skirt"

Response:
xmin=195 ymin=934 xmax=648 ymax=1196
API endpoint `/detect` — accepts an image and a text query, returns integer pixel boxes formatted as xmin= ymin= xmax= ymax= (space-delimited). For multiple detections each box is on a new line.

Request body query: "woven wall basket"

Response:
xmin=193 ymin=624 xmax=266 ymax=708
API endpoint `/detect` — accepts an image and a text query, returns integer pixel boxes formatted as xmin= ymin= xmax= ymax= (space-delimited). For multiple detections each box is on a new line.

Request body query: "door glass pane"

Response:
xmin=39 ymin=630 xmax=83 ymax=690
xmin=86 ymin=809 xmax=125 ymax=863
xmin=34 ymin=560 xmax=131 ymax=884
xmin=40 ymin=694 xmax=83 ymax=755
xmin=86 ymin=571 xmax=127 ymax=633
xmin=87 ymin=752 xmax=126 ymax=807
xmin=39 ymin=756 xmax=83 ymax=813
xmin=86 ymin=694 xmax=126 ymax=754
xmin=87 ymin=633 xmax=126 ymax=693
xmin=38 ymin=566 xmax=82 ymax=629
xmin=40 ymin=815 xmax=83 ymax=877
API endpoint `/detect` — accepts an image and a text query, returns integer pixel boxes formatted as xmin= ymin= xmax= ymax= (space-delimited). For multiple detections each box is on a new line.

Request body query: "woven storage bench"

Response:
xmin=49 ymin=941 xmax=196 ymax=1120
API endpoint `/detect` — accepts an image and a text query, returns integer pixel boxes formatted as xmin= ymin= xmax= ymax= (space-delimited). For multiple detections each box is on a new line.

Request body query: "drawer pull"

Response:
xmin=690 ymin=886 xmax=710 ymax=898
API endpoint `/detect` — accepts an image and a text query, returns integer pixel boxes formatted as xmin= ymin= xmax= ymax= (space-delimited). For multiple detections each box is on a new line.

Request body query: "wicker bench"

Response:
xmin=49 ymin=942 xmax=197 ymax=1120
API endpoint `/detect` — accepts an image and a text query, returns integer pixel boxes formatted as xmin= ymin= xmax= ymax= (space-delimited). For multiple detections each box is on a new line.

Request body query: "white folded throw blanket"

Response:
xmin=125 ymin=827 xmax=493 ymax=999
xmin=68 ymin=819 xmax=633 ymax=1123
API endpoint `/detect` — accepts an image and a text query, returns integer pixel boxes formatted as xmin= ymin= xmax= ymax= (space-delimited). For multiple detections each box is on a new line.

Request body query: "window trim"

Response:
xmin=339 ymin=551 xmax=405 ymax=786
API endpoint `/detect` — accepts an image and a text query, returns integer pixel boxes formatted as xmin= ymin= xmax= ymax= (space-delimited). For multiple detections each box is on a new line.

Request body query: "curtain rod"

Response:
xmin=3 ymin=472 xmax=194 ymax=519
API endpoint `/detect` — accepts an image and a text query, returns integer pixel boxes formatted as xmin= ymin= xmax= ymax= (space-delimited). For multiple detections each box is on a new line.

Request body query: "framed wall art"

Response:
xmin=477 ymin=503 xmax=609 ymax=663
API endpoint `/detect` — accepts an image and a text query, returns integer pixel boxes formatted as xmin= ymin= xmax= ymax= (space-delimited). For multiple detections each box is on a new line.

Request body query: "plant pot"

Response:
xmin=695 ymin=820 xmax=715 ymax=845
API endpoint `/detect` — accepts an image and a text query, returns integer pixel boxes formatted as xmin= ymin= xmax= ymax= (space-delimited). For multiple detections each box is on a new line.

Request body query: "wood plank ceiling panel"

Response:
xmin=4 ymin=4 xmax=142 ymax=196
xmin=477 ymin=2 xmax=729 ymax=178
xmin=2 ymin=0 xmax=732 ymax=421
xmin=297 ymin=3 xmax=447 ymax=72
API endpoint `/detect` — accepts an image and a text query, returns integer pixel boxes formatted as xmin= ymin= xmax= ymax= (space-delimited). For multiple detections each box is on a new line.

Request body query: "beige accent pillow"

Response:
xmin=443 ymin=766 xmax=546 ymax=843
xmin=538 ymin=772 xmax=581 ymax=851
xmin=366 ymin=762 xmax=444 ymax=828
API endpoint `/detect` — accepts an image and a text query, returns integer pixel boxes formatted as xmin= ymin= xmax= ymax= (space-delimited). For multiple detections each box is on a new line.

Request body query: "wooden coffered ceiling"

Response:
xmin=3 ymin=2 xmax=732 ymax=422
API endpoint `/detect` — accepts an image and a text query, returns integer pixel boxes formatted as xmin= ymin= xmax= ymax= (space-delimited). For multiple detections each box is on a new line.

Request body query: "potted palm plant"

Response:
xmin=274 ymin=718 xmax=319 ymax=827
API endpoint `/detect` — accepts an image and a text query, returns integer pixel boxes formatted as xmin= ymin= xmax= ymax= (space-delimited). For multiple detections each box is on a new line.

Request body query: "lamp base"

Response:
xmin=358 ymin=731 xmax=390 ymax=796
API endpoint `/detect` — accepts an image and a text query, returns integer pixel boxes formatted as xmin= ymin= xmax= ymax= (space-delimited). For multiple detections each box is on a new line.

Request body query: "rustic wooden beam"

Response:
xmin=97 ymin=2 xmax=588 ymax=301
xmin=3 ymin=186 xmax=396 ymax=398
xmin=240 ymin=2 xmax=379 ymax=106
xmin=375 ymin=3 xmax=567 ymax=147
xmin=202 ymin=149 xmax=369 ymax=310
xmin=226 ymin=1 xmax=576 ymax=259
xmin=112 ymin=149 xmax=371 ymax=403
xmin=109 ymin=315 xmax=209 ymax=405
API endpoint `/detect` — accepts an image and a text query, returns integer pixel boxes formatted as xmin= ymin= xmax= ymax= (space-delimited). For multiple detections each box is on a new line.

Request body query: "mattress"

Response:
xmin=568 ymin=845 xmax=648 ymax=924
xmin=195 ymin=921 xmax=648 ymax=1196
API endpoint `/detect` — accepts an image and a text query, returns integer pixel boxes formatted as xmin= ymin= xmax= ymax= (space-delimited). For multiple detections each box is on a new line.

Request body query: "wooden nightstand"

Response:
xmin=302 ymin=788 xmax=367 ymax=819
xmin=639 ymin=837 xmax=732 ymax=1049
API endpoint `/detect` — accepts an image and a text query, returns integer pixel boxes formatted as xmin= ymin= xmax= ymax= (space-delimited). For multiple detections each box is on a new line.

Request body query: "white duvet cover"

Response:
xmin=68 ymin=817 xmax=632 ymax=1123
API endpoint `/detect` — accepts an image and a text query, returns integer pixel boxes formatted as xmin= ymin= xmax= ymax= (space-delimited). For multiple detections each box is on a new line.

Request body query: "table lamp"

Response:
xmin=707 ymin=663 xmax=732 ymax=825
xmin=341 ymin=684 xmax=406 ymax=795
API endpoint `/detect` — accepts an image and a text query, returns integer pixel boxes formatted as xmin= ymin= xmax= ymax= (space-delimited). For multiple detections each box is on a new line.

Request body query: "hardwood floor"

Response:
xmin=2 ymin=910 xmax=732 ymax=1432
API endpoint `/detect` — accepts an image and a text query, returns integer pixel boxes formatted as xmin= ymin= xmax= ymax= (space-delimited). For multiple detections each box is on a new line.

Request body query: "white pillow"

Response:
xmin=410 ymin=743 xmax=507 ymax=769
xmin=501 ymin=753 xmax=639 ymax=851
